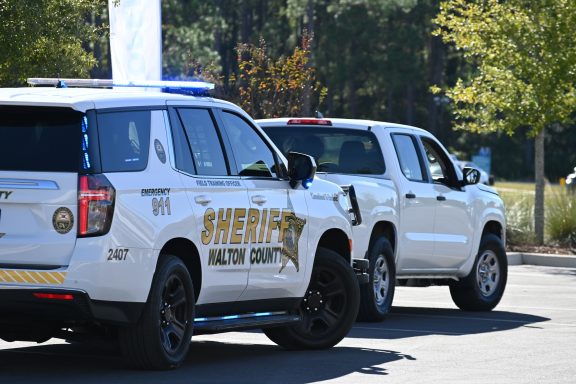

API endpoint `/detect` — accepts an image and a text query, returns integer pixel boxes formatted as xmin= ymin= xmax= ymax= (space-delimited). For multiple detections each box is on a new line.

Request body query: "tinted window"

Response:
xmin=221 ymin=112 xmax=279 ymax=178
xmin=177 ymin=108 xmax=228 ymax=176
xmin=421 ymin=137 xmax=456 ymax=186
xmin=262 ymin=126 xmax=385 ymax=174
xmin=97 ymin=110 xmax=151 ymax=172
xmin=0 ymin=106 xmax=82 ymax=172
xmin=391 ymin=134 xmax=425 ymax=181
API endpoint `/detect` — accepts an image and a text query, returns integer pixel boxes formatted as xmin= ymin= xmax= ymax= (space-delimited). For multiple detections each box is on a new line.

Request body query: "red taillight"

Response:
xmin=287 ymin=118 xmax=332 ymax=126
xmin=78 ymin=174 xmax=115 ymax=237
xmin=33 ymin=293 xmax=74 ymax=301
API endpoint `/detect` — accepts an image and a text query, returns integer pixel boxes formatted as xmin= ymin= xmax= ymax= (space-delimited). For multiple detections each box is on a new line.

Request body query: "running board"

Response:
xmin=193 ymin=312 xmax=301 ymax=334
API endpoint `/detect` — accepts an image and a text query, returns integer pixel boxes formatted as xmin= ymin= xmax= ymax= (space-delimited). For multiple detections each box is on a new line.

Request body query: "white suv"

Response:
xmin=0 ymin=81 xmax=366 ymax=369
xmin=259 ymin=117 xmax=508 ymax=321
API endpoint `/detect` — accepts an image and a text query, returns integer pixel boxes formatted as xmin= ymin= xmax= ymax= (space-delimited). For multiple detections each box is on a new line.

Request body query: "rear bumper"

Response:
xmin=0 ymin=286 xmax=144 ymax=325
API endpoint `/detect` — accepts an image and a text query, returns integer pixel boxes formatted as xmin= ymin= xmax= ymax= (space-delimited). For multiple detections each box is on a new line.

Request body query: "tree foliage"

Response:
xmin=433 ymin=0 xmax=576 ymax=136
xmin=0 ymin=0 xmax=106 ymax=86
xmin=233 ymin=32 xmax=326 ymax=119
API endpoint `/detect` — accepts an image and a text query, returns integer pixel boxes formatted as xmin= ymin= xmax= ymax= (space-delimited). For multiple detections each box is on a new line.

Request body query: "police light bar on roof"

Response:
xmin=26 ymin=78 xmax=215 ymax=95
xmin=287 ymin=118 xmax=332 ymax=126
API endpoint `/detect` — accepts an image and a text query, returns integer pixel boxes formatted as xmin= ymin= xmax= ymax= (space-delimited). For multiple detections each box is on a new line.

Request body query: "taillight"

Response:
xmin=33 ymin=293 xmax=74 ymax=301
xmin=78 ymin=174 xmax=115 ymax=237
xmin=287 ymin=118 xmax=332 ymax=126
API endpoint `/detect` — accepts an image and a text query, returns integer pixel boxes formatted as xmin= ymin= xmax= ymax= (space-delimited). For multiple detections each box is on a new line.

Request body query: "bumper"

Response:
xmin=0 ymin=286 xmax=144 ymax=325
xmin=353 ymin=258 xmax=369 ymax=284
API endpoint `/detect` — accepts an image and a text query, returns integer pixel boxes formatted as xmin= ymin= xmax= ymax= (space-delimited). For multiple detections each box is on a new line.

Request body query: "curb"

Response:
xmin=507 ymin=252 xmax=576 ymax=268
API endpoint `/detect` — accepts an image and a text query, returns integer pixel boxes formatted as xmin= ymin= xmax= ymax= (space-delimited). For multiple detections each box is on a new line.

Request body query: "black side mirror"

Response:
xmin=287 ymin=151 xmax=317 ymax=189
xmin=462 ymin=167 xmax=481 ymax=186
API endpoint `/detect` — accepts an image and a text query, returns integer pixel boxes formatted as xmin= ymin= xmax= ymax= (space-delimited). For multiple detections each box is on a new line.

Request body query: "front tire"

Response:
xmin=357 ymin=237 xmax=396 ymax=322
xmin=119 ymin=255 xmax=195 ymax=369
xmin=450 ymin=234 xmax=508 ymax=311
xmin=264 ymin=247 xmax=360 ymax=349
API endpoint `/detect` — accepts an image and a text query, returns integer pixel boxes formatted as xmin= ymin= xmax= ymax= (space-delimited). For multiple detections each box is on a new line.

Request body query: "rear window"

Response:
xmin=96 ymin=110 xmax=151 ymax=172
xmin=262 ymin=126 xmax=385 ymax=174
xmin=0 ymin=106 xmax=83 ymax=172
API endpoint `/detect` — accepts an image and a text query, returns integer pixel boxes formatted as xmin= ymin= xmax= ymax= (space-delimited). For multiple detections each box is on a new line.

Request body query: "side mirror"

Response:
xmin=462 ymin=167 xmax=481 ymax=186
xmin=287 ymin=151 xmax=317 ymax=189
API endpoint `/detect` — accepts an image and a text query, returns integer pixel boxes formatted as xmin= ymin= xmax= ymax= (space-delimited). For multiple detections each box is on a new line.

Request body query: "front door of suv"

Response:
xmin=168 ymin=107 xmax=251 ymax=304
xmin=218 ymin=110 xmax=310 ymax=301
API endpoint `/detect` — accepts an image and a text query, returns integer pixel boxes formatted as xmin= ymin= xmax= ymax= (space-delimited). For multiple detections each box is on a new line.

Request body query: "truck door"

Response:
xmin=390 ymin=133 xmax=437 ymax=272
xmin=419 ymin=137 xmax=474 ymax=269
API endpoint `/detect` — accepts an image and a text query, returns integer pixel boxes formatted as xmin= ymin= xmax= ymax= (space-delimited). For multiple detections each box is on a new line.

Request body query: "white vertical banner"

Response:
xmin=108 ymin=0 xmax=162 ymax=83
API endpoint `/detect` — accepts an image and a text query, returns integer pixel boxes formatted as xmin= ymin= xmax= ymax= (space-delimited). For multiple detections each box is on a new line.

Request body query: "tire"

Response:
xmin=119 ymin=255 xmax=195 ymax=370
xmin=450 ymin=234 xmax=508 ymax=311
xmin=263 ymin=247 xmax=360 ymax=350
xmin=357 ymin=237 xmax=396 ymax=322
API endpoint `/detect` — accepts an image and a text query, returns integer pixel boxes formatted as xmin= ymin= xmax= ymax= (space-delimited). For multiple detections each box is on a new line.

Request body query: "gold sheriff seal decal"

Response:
xmin=279 ymin=212 xmax=306 ymax=273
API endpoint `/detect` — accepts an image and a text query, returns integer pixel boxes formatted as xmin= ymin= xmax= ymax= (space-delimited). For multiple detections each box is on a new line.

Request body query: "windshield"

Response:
xmin=262 ymin=126 xmax=385 ymax=175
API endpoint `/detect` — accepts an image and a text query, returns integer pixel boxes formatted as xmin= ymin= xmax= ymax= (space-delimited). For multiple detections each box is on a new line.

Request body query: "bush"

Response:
xmin=501 ymin=192 xmax=536 ymax=245
xmin=546 ymin=189 xmax=576 ymax=247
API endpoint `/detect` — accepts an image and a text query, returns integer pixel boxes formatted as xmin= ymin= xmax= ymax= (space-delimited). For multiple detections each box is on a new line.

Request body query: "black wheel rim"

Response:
xmin=159 ymin=273 xmax=189 ymax=355
xmin=298 ymin=265 xmax=347 ymax=338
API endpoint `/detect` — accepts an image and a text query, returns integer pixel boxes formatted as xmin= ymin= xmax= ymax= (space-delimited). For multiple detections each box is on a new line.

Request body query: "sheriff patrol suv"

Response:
xmin=259 ymin=117 xmax=508 ymax=321
xmin=0 ymin=80 xmax=365 ymax=370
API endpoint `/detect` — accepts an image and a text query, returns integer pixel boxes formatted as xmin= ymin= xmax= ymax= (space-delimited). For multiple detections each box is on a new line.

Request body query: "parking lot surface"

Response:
xmin=1 ymin=264 xmax=574 ymax=383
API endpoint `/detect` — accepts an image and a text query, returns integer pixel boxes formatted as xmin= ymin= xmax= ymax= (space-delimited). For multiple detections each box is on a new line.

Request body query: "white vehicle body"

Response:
xmin=0 ymin=86 xmax=364 ymax=368
xmin=259 ymin=117 xmax=508 ymax=319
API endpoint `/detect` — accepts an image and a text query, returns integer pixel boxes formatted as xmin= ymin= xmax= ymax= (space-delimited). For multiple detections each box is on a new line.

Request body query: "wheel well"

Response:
xmin=369 ymin=221 xmax=396 ymax=255
xmin=159 ymin=238 xmax=202 ymax=302
xmin=317 ymin=229 xmax=351 ymax=263
xmin=482 ymin=221 xmax=503 ymax=239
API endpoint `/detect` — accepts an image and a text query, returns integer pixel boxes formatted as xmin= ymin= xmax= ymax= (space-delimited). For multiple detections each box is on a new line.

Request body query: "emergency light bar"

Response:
xmin=27 ymin=78 xmax=215 ymax=94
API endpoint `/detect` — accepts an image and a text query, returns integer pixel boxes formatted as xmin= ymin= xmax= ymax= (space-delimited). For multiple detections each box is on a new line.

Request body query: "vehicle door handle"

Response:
xmin=251 ymin=195 xmax=267 ymax=205
xmin=194 ymin=195 xmax=212 ymax=205
xmin=436 ymin=195 xmax=446 ymax=201
xmin=405 ymin=193 xmax=416 ymax=199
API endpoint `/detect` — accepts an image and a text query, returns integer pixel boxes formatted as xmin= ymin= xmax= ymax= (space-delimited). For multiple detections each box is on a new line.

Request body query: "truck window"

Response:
xmin=391 ymin=134 xmax=425 ymax=181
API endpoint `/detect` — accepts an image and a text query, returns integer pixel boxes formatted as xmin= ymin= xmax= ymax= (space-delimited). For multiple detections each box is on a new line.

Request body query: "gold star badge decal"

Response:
xmin=279 ymin=212 xmax=306 ymax=273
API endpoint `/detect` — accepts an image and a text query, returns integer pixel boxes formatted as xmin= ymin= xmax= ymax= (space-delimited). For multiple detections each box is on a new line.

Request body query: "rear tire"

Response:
xmin=119 ymin=255 xmax=194 ymax=369
xmin=264 ymin=247 xmax=360 ymax=349
xmin=450 ymin=234 xmax=507 ymax=311
xmin=357 ymin=237 xmax=396 ymax=322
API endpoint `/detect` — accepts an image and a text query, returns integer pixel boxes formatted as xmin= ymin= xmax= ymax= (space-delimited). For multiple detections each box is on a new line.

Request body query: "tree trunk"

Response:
xmin=534 ymin=128 xmax=545 ymax=245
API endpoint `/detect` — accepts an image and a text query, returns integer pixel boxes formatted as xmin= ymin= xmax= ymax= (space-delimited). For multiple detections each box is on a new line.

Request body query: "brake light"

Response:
xmin=33 ymin=293 xmax=74 ymax=301
xmin=78 ymin=174 xmax=115 ymax=237
xmin=287 ymin=118 xmax=332 ymax=126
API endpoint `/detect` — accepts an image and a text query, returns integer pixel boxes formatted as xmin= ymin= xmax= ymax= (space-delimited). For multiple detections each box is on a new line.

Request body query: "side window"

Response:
xmin=421 ymin=137 xmax=456 ymax=186
xmin=97 ymin=110 xmax=151 ymax=172
xmin=391 ymin=134 xmax=425 ymax=181
xmin=176 ymin=108 xmax=228 ymax=176
xmin=220 ymin=111 xmax=280 ymax=178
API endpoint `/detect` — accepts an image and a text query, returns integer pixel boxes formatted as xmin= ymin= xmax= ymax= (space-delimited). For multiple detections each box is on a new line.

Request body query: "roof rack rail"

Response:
xmin=27 ymin=78 xmax=215 ymax=96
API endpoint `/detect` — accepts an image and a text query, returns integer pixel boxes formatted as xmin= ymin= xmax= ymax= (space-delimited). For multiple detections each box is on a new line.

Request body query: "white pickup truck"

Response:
xmin=259 ymin=118 xmax=508 ymax=321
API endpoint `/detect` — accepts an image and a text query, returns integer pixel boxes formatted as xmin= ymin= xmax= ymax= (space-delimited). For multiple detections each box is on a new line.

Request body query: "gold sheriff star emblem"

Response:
xmin=279 ymin=212 xmax=306 ymax=273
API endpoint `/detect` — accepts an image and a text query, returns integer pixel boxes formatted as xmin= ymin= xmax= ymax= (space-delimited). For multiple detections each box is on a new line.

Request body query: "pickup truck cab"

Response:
xmin=259 ymin=117 xmax=508 ymax=321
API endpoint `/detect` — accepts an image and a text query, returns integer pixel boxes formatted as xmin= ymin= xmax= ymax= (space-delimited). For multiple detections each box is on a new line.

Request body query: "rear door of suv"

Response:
xmin=0 ymin=106 xmax=83 ymax=271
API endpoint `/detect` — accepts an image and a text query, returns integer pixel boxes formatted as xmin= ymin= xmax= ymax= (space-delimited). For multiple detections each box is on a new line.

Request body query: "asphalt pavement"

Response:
xmin=1 ymin=264 xmax=575 ymax=383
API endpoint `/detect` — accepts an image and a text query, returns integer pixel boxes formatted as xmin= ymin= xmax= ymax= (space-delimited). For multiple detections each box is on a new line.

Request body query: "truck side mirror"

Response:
xmin=462 ymin=167 xmax=481 ymax=186
xmin=287 ymin=151 xmax=317 ymax=189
